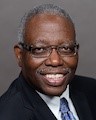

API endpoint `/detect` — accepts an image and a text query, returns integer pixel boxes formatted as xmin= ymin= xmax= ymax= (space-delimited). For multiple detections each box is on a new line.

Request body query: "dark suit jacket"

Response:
xmin=0 ymin=74 xmax=96 ymax=120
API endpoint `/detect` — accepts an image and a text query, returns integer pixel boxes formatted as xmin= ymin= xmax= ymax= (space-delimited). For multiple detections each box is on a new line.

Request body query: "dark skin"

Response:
xmin=14 ymin=13 xmax=78 ymax=96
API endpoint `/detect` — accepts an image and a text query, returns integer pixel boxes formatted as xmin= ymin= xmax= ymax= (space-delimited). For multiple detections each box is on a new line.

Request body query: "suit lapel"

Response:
xmin=20 ymin=75 xmax=57 ymax=120
xmin=70 ymin=86 xmax=93 ymax=120
xmin=19 ymin=74 xmax=94 ymax=120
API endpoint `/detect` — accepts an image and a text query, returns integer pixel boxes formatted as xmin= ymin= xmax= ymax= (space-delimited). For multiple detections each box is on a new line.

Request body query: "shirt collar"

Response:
xmin=37 ymin=85 xmax=69 ymax=104
xmin=37 ymin=85 xmax=69 ymax=118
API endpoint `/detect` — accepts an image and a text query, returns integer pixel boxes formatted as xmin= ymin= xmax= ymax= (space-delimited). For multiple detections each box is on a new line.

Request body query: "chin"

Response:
xmin=42 ymin=85 xmax=67 ymax=96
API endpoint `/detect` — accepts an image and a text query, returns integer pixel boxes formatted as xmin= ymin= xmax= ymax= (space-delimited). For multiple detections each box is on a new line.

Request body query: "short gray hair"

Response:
xmin=18 ymin=4 xmax=74 ymax=43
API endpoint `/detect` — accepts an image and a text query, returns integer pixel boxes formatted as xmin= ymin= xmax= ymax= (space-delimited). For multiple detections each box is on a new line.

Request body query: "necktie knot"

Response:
xmin=60 ymin=97 xmax=76 ymax=120
xmin=60 ymin=97 xmax=69 ymax=113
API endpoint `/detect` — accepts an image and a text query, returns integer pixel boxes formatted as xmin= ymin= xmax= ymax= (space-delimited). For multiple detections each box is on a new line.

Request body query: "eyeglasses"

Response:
xmin=19 ymin=42 xmax=79 ymax=58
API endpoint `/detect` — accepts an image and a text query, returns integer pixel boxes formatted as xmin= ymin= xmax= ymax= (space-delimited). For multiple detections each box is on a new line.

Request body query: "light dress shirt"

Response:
xmin=37 ymin=85 xmax=79 ymax=120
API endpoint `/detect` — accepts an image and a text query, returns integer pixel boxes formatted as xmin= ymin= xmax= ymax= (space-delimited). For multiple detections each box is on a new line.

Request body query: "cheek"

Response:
xmin=22 ymin=54 xmax=45 ymax=72
xmin=63 ymin=56 xmax=78 ymax=69
xmin=21 ymin=54 xmax=45 ymax=84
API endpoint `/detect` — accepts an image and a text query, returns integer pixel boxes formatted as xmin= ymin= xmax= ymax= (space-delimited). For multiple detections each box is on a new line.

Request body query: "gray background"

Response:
xmin=0 ymin=0 xmax=96 ymax=96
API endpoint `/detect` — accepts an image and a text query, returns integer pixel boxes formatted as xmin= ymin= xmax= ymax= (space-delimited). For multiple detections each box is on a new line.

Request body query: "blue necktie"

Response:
xmin=60 ymin=98 xmax=76 ymax=120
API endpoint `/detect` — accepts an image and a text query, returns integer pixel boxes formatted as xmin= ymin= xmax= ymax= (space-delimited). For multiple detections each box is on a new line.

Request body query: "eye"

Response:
xmin=59 ymin=45 xmax=75 ymax=54
xmin=31 ymin=47 xmax=47 ymax=55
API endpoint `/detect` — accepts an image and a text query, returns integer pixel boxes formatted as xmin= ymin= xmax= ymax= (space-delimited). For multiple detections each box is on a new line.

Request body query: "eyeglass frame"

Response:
xmin=18 ymin=42 xmax=79 ymax=58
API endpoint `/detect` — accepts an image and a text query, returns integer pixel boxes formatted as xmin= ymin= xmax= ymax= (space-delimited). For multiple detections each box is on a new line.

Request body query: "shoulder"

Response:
xmin=70 ymin=75 xmax=96 ymax=120
xmin=70 ymin=75 xmax=96 ymax=94
xmin=0 ymin=77 xmax=22 ymax=102
xmin=0 ymin=77 xmax=25 ymax=120
xmin=73 ymin=75 xmax=96 ymax=85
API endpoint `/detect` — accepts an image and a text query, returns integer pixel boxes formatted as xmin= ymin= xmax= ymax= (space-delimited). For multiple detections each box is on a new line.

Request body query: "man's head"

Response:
xmin=14 ymin=4 xmax=79 ymax=96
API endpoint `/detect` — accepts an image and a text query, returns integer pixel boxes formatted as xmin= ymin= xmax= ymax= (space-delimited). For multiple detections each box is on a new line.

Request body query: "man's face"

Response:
xmin=15 ymin=13 xmax=78 ymax=96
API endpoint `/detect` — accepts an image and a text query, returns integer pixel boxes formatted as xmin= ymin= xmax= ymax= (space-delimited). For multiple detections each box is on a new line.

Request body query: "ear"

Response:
xmin=14 ymin=44 xmax=23 ymax=67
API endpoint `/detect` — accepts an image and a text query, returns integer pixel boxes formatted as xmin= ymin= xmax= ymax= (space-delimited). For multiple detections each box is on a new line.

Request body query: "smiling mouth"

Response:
xmin=43 ymin=73 xmax=68 ymax=86
xmin=37 ymin=67 xmax=71 ymax=86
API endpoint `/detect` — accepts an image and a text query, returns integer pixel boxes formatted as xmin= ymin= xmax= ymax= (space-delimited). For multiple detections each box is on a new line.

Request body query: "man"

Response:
xmin=0 ymin=4 xmax=96 ymax=120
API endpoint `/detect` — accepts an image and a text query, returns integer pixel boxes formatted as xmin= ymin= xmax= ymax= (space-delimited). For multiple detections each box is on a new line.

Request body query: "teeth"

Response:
xmin=46 ymin=74 xmax=64 ymax=79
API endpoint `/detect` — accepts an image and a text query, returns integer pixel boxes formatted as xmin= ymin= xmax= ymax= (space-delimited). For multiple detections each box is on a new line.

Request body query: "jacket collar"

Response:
xmin=19 ymin=74 xmax=57 ymax=120
xmin=19 ymin=74 xmax=93 ymax=120
xmin=69 ymin=76 xmax=93 ymax=120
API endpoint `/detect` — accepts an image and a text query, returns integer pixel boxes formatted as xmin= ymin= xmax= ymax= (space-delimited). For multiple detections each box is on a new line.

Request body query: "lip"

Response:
xmin=36 ymin=67 xmax=71 ymax=86
xmin=40 ymin=73 xmax=68 ymax=86
xmin=37 ymin=67 xmax=71 ymax=75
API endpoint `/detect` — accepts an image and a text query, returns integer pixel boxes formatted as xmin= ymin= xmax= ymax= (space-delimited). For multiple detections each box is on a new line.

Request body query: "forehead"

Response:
xmin=24 ymin=13 xmax=75 ymax=45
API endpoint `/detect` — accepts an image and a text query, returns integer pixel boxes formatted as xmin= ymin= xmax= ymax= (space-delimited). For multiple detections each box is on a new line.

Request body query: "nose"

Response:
xmin=45 ymin=49 xmax=63 ymax=67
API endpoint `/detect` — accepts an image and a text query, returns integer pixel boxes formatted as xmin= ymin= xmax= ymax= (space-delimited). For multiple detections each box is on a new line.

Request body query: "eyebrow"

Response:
xmin=29 ymin=39 xmax=76 ymax=46
xmin=31 ymin=39 xmax=49 ymax=45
